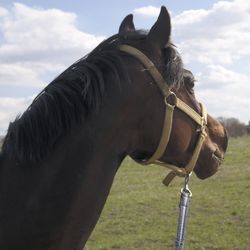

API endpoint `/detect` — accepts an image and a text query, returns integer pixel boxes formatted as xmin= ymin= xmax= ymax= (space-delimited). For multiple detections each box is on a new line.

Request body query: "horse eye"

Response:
xmin=184 ymin=79 xmax=195 ymax=95
xmin=184 ymin=77 xmax=195 ymax=90
xmin=189 ymin=81 xmax=195 ymax=89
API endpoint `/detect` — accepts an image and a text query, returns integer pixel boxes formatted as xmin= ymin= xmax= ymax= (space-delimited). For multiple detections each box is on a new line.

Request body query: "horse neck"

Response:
xmin=0 ymin=59 xmax=159 ymax=249
xmin=0 ymin=83 xmax=130 ymax=250
xmin=56 ymin=120 xmax=127 ymax=249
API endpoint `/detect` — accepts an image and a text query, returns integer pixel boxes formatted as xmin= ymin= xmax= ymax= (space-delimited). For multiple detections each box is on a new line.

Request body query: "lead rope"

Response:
xmin=174 ymin=174 xmax=192 ymax=250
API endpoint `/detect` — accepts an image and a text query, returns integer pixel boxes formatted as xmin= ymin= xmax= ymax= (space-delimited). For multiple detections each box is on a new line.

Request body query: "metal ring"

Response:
xmin=165 ymin=91 xmax=177 ymax=106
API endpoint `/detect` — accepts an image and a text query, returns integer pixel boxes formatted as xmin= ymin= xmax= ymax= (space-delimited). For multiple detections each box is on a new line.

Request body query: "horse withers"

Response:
xmin=0 ymin=6 xmax=227 ymax=250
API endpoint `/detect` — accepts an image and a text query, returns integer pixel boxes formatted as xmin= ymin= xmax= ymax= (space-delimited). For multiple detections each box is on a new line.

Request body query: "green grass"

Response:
xmin=90 ymin=137 xmax=250 ymax=250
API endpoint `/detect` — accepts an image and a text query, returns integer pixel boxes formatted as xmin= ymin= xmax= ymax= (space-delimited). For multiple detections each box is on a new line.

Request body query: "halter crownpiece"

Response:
xmin=119 ymin=44 xmax=207 ymax=186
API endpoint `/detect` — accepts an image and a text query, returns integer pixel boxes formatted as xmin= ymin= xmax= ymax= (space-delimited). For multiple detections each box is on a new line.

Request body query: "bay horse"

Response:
xmin=0 ymin=6 xmax=227 ymax=250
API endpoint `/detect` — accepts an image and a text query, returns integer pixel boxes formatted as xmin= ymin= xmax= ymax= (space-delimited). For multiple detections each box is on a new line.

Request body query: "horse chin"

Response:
xmin=193 ymin=142 xmax=226 ymax=180
xmin=193 ymin=158 xmax=220 ymax=180
xmin=194 ymin=165 xmax=218 ymax=179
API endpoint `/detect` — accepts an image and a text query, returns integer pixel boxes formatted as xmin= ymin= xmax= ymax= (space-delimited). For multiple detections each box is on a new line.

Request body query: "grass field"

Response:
xmin=88 ymin=136 xmax=250 ymax=250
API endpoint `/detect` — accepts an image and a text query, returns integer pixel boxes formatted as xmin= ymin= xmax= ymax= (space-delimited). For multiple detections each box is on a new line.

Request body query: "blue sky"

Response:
xmin=0 ymin=0 xmax=250 ymax=134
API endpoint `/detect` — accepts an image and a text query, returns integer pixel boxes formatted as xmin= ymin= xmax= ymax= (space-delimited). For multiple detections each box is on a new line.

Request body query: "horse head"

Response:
xmin=118 ymin=6 xmax=228 ymax=182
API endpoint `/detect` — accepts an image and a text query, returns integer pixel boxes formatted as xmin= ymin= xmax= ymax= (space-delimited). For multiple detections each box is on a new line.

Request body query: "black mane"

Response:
xmin=2 ymin=31 xmax=184 ymax=164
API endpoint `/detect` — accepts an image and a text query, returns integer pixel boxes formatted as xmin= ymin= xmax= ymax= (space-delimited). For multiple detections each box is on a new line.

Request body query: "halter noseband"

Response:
xmin=119 ymin=44 xmax=207 ymax=186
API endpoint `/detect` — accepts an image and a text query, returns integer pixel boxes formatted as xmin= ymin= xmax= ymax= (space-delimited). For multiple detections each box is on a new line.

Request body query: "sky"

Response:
xmin=0 ymin=0 xmax=249 ymax=135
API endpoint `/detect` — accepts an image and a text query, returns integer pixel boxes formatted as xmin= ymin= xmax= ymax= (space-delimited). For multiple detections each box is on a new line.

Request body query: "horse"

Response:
xmin=0 ymin=6 xmax=228 ymax=250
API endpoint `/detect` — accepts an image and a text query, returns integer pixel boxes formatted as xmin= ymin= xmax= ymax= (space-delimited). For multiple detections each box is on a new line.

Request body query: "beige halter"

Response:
xmin=119 ymin=44 xmax=207 ymax=186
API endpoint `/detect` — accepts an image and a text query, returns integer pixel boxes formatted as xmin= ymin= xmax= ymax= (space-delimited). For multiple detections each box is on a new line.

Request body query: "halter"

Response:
xmin=119 ymin=45 xmax=207 ymax=186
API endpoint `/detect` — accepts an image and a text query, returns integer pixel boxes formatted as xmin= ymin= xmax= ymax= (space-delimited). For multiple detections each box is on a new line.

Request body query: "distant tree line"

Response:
xmin=217 ymin=117 xmax=250 ymax=138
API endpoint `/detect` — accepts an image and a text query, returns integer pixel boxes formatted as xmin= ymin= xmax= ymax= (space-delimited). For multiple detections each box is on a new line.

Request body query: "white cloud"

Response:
xmin=0 ymin=63 xmax=42 ymax=87
xmin=0 ymin=7 xmax=8 ymax=17
xmin=168 ymin=0 xmax=250 ymax=123
xmin=1 ymin=3 xmax=102 ymax=51
xmin=195 ymin=65 xmax=250 ymax=123
xmin=0 ymin=3 xmax=105 ymax=87
xmin=0 ymin=3 xmax=106 ymax=134
xmin=173 ymin=0 xmax=250 ymax=65
xmin=196 ymin=89 xmax=250 ymax=124
xmin=196 ymin=65 xmax=250 ymax=88
xmin=133 ymin=6 xmax=160 ymax=17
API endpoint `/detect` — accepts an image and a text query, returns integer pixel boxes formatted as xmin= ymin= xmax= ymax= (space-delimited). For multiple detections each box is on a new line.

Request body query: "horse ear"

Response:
xmin=147 ymin=6 xmax=171 ymax=48
xmin=119 ymin=14 xmax=135 ymax=34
